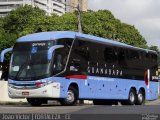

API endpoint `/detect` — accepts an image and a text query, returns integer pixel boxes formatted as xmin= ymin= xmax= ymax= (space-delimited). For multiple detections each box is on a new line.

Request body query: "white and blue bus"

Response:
xmin=1 ymin=31 xmax=159 ymax=106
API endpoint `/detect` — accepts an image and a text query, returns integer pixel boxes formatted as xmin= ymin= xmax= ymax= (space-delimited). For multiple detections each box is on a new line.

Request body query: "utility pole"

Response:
xmin=77 ymin=0 xmax=83 ymax=104
xmin=77 ymin=0 xmax=83 ymax=33
xmin=53 ymin=0 xmax=83 ymax=33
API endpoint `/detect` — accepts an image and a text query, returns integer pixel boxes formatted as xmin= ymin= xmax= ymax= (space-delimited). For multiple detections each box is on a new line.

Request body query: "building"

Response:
xmin=33 ymin=0 xmax=66 ymax=16
xmin=0 ymin=0 xmax=88 ymax=17
xmin=0 ymin=0 xmax=25 ymax=17
xmin=66 ymin=0 xmax=88 ymax=12
xmin=0 ymin=0 xmax=66 ymax=17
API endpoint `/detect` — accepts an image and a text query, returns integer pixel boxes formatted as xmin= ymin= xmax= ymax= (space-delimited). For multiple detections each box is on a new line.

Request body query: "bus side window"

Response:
xmin=128 ymin=50 xmax=139 ymax=69
xmin=104 ymin=47 xmax=113 ymax=63
xmin=68 ymin=39 xmax=89 ymax=74
xmin=138 ymin=51 xmax=144 ymax=69
xmin=117 ymin=48 xmax=127 ymax=67
xmin=151 ymin=54 xmax=158 ymax=69
xmin=145 ymin=52 xmax=151 ymax=69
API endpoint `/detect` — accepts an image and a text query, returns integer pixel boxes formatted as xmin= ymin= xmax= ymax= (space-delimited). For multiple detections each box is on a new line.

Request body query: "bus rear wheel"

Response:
xmin=135 ymin=89 xmax=145 ymax=105
xmin=121 ymin=89 xmax=136 ymax=105
xmin=59 ymin=86 xmax=78 ymax=106
xmin=27 ymin=98 xmax=43 ymax=106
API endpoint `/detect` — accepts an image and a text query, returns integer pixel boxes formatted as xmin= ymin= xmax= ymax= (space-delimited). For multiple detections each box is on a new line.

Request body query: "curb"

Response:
xmin=145 ymin=99 xmax=160 ymax=105
xmin=0 ymin=101 xmax=28 ymax=105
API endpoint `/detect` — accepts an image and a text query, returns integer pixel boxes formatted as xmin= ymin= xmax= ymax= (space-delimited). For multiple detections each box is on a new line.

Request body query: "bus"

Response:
xmin=1 ymin=31 xmax=159 ymax=106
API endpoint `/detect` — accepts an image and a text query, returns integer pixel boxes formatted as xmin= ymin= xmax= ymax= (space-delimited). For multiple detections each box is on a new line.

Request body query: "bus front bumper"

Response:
xmin=8 ymin=82 xmax=61 ymax=98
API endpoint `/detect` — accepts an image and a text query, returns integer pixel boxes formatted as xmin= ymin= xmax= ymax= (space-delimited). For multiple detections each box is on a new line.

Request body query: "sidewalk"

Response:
xmin=0 ymin=81 xmax=27 ymax=104
xmin=146 ymin=99 xmax=160 ymax=105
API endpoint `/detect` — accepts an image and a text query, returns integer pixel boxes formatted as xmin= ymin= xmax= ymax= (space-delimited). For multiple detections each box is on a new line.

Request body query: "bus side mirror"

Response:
xmin=0 ymin=47 xmax=12 ymax=80
xmin=0 ymin=63 xmax=2 ymax=79
xmin=0 ymin=48 xmax=13 ymax=63
xmin=48 ymin=45 xmax=64 ymax=60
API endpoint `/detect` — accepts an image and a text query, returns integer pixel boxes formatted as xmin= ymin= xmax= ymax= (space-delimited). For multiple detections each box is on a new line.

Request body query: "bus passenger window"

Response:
xmin=104 ymin=47 xmax=117 ymax=64
xmin=104 ymin=47 xmax=113 ymax=63
xmin=118 ymin=49 xmax=127 ymax=67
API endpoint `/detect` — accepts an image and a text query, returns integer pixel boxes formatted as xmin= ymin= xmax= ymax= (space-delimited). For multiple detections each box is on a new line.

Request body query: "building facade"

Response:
xmin=0 ymin=0 xmax=66 ymax=17
xmin=0 ymin=0 xmax=25 ymax=17
xmin=33 ymin=0 xmax=66 ymax=16
xmin=0 ymin=0 xmax=88 ymax=17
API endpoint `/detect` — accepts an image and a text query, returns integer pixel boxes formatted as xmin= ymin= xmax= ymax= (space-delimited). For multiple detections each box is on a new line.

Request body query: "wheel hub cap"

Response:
xmin=66 ymin=91 xmax=74 ymax=103
xmin=130 ymin=92 xmax=135 ymax=102
xmin=138 ymin=93 xmax=143 ymax=102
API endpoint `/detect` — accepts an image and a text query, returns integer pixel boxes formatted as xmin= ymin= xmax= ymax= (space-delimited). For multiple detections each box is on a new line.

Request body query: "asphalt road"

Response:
xmin=0 ymin=104 xmax=160 ymax=120
xmin=0 ymin=104 xmax=160 ymax=114
xmin=0 ymin=102 xmax=159 ymax=120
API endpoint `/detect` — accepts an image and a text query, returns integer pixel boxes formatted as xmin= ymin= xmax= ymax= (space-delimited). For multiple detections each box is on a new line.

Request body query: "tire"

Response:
xmin=121 ymin=89 xmax=136 ymax=105
xmin=60 ymin=86 xmax=78 ymax=106
xmin=127 ymin=89 xmax=137 ymax=105
xmin=135 ymin=89 xmax=145 ymax=105
xmin=27 ymin=98 xmax=43 ymax=106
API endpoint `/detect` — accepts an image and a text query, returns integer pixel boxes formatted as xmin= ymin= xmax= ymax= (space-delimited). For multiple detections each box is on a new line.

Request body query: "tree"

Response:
xmin=2 ymin=5 xmax=46 ymax=36
xmin=1 ymin=6 xmax=148 ymax=50
xmin=79 ymin=10 xmax=147 ymax=48
xmin=82 ymin=10 xmax=117 ymax=39
xmin=0 ymin=31 xmax=17 ymax=60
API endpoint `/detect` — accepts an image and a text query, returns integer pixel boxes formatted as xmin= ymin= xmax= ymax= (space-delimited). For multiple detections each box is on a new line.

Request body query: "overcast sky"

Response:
xmin=88 ymin=0 xmax=160 ymax=48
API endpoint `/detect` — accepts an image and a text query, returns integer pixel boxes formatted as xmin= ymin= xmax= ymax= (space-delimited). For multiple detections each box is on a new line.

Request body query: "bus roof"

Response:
xmin=16 ymin=31 xmax=156 ymax=53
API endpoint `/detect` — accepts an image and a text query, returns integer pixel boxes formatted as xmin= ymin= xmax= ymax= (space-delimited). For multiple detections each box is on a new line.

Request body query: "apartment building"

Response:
xmin=33 ymin=0 xmax=66 ymax=16
xmin=0 ymin=0 xmax=66 ymax=17
xmin=0 ymin=0 xmax=25 ymax=17
xmin=0 ymin=0 xmax=88 ymax=17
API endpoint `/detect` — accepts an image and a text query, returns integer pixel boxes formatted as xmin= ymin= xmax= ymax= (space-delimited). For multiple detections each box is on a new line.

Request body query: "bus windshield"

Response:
xmin=9 ymin=41 xmax=55 ymax=80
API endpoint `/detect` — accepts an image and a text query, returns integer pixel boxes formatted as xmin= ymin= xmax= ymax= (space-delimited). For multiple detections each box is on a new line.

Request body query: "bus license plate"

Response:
xmin=22 ymin=92 xmax=29 ymax=96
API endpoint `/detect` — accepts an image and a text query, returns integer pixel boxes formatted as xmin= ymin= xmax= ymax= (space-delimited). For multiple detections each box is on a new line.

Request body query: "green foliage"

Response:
xmin=0 ymin=31 xmax=17 ymax=60
xmin=82 ymin=10 xmax=117 ymax=39
xmin=82 ymin=10 xmax=147 ymax=48
xmin=0 ymin=5 xmax=149 ymax=59
xmin=2 ymin=5 xmax=46 ymax=36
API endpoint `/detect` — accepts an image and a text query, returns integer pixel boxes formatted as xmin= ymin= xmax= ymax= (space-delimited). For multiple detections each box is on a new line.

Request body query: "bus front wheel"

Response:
xmin=59 ymin=86 xmax=78 ymax=106
xmin=27 ymin=98 xmax=43 ymax=106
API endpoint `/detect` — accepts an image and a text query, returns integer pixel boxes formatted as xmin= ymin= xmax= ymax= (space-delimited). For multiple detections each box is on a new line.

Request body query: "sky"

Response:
xmin=88 ymin=0 xmax=160 ymax=48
